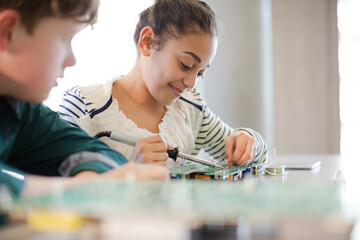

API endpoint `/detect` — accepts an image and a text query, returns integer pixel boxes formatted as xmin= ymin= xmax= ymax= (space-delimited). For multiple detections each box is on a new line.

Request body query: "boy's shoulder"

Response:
xmin=1 ymin=97 xmax=52 ymax=118
xmin=1 ymin=97 xmax=61 ymax=133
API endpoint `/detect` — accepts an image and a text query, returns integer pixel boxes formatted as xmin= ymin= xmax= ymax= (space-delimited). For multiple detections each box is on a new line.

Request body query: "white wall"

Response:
xmin=203 ymin=0 xmax=274 ymax=147
xmin=272 ymin=0 xmax=340 ymax=153
xmin=203 ymin=0 xmax=339 ymax=153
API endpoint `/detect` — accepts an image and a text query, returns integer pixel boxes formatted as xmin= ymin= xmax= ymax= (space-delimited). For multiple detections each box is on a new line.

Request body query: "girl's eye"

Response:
xmin=181 ymin=62 xmax=204 ymax=78
xmin=181 ymin=62 xmax=191 ymax=70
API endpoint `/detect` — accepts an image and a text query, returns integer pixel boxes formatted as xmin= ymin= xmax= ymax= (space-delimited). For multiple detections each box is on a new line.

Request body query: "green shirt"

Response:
xmin=0 ymin=97 xmax=128 ymax=196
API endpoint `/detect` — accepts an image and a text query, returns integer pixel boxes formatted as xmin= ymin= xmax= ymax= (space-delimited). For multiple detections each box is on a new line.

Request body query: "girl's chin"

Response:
xmin=166 ymin=97 xmax=179 ymax=105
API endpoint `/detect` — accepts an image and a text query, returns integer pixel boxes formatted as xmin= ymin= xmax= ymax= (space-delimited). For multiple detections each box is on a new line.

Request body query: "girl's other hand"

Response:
xmin=130 ymin=135 xmax=173 ymax=166
xmin=225 ymin=130 xmax=257 ymax=166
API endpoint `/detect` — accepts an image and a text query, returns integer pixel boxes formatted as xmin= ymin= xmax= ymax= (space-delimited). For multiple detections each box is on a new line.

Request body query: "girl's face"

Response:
xmin=146 ymin=33 xmax=218 ymax=105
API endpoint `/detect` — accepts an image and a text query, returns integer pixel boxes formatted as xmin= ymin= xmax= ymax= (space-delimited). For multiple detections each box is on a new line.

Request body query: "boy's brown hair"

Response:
xmin=0 ymin=0 xmax=99 ymax=33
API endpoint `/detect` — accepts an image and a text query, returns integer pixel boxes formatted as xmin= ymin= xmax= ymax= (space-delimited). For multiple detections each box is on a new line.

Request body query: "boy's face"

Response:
xmin=0 ymin=15 xmax=83 ymax=103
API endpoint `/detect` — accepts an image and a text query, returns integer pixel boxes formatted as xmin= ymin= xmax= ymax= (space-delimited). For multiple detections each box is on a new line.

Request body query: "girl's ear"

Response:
xmin=0 ymin=10 xmax=20 ymax=51
xmin=138 ymin=26 xmax=156 ymax=57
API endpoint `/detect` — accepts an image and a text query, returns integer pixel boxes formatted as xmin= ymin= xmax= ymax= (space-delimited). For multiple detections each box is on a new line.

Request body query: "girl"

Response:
xmin=58 ymin=0 xmax=267 ymax=168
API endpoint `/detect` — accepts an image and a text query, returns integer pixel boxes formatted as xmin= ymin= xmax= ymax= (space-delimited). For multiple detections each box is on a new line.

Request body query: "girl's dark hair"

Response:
xmin=0 ymin=0 xmax=99 ymax=33
xmin=133 ymin=0 xmax=218 ymax=51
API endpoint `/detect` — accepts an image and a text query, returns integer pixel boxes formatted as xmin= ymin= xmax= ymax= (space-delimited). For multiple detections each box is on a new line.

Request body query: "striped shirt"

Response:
xmin=58 ymin=78 xmax=267 ymax=165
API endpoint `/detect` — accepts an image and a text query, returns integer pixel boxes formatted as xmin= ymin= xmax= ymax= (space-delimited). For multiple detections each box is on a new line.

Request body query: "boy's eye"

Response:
xmin=181 ymin=62 xmax=191 ymax=70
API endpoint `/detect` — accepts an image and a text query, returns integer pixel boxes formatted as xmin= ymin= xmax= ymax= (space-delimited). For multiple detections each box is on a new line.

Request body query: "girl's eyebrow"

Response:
xmin=183 ymin=51 xmax=201 ymax=63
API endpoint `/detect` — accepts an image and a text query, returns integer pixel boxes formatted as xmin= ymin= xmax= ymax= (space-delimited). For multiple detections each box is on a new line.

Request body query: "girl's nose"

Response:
xmin=183 ymin=73 xmax=198 ymax=90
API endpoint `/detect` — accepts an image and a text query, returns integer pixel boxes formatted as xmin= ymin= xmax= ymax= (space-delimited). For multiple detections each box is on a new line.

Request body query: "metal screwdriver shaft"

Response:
xmin=95 ymin=131 xmax=224 ymax=169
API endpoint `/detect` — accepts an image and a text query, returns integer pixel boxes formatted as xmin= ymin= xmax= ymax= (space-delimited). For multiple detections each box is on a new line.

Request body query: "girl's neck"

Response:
xmin=112 ymin=62 xmax=166 ymax=133
xmin=116 ymin=61 xmax=164 ymax=111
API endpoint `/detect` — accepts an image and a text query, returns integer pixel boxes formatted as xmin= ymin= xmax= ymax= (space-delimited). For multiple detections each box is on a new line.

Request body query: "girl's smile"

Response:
xmin=169 ymin=84 xmax=185 ymax=97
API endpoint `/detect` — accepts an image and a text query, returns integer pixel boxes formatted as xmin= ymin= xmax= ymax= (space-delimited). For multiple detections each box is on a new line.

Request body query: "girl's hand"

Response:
xmin=225 ymin=130 xmax=257 ymax=166
xmin=130 ymin=135 xmax=173 ymax=166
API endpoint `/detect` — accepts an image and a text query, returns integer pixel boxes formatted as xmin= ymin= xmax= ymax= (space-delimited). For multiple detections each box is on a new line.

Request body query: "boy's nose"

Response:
xmin=64 ymin=48 xmax=76 ymax=68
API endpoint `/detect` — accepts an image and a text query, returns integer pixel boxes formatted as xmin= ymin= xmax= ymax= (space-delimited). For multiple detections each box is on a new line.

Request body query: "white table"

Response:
xmin=1 ymin=154 xmax=357 ymax=240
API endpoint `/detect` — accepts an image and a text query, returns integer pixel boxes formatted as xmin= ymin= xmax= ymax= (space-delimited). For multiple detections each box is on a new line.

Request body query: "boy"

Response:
xmin=0 ymin=0 xmax=168 ymax=198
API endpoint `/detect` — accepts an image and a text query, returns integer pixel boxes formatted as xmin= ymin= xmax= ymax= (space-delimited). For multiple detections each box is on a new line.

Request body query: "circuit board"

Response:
xmin=168 ymin=162 xmax=260 ymax=180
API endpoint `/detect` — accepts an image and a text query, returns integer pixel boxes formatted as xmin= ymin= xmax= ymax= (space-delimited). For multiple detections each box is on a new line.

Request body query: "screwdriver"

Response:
xmin=94 ymin=131 xmax=225 ymax=169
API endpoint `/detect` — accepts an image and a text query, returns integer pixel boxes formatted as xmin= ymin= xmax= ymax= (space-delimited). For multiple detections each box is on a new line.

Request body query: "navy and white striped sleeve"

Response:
xmin=58 ymin=86 xmax=88 ymax=128
xmin=196 ymin=99 xmax=268 ymax=165
xmin=196 ymin=103 xmax=233 ymax=163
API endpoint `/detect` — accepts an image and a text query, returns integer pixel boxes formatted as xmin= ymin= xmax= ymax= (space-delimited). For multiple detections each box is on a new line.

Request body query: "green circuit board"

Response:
xmin=168 ymin=162 xmax=259 ymax=177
